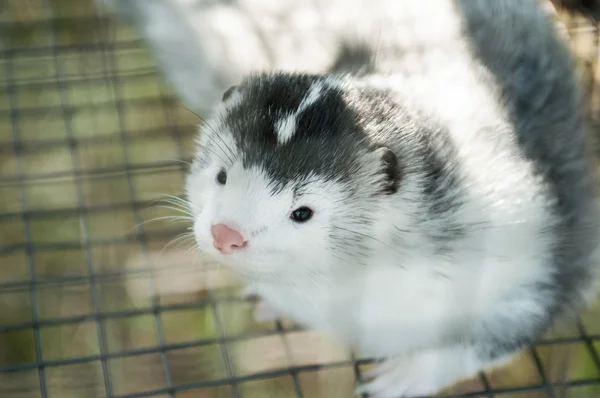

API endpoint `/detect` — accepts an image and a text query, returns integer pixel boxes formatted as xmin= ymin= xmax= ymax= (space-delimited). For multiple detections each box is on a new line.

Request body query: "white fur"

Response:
xmin=275 ymin=115 xmax=297 ymax=145
xmin=275 ymin=81 xmax=325 ymax=145
xmin=299 ymin=82 xmax=325 ymax=110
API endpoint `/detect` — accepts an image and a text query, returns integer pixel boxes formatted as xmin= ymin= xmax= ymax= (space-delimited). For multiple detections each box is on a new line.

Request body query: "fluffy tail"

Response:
xmin=456 ymin=0 xmax=600 ymax=310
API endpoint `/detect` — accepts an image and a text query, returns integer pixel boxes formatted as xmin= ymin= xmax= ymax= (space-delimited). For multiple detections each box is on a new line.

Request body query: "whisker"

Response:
xmin=129 ymin=216 xmax=191 ymax=233
xmin=201 ymin=143 xmax=232 ymax=167
xmin=140 ymin=215 xmax=193 ymax=227
xmin=290 ymin=283 xmax=314 ymax=313
xmin=158 ymin=200 xmax=192 ymax=211
xmin=161 ymin=232 xmax=195 ymax=254
xmin=181 ymin=105 xmax=237 ymax=164
xmin=198 ymin=120 xmax=237 ymax=163
xmin=215 ymin=258 xmax=222 ymax=280
xmin=156 ymin=205 xmax=195 ymax=218
xmin=184 ymin=105 xmax=240 ymax=166
xmin=156 ymin=198 xmax=190 ymax=209
xmin=193 ymin=249 xmax=202 ymax=270
xmin=158 ymin=193 xmax=190 ymax=204
xmin=308 ymin=270 xmax=330 ymax=288
xmin=158 ymin=193 xmax=197 ymax=211
xmin=203 ymin=129 xmax=235 ymax=162
xmin=164 ymin=158 xmax=192 ymax=167
xmin=159 ymin=198 xmax=192 ymax=210
xmin=335 ymin=225 xmax=397 ymax=252
xmin=174 ymin=236 xmax=196 ymax=251
xmin=183 ymin=242 xmax=200 ymax=257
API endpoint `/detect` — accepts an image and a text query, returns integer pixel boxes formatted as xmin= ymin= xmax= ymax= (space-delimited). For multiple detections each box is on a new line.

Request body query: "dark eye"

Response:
xmin=216 ymin=169 xmax=227 ymax=185
xmin=290 ymin=207 xmax=313 ymax=223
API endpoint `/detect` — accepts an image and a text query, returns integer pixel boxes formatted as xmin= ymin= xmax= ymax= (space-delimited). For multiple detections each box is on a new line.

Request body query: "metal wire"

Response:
xmin=0 ymin=15 xmax=48 ymax=398
xmin=1 ymin=1 xmax=600 ymax=398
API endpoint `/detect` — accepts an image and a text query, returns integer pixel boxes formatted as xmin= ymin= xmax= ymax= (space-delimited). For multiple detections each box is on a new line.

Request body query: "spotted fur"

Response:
xmin=185 ymin=0 xmax=600 ymax=396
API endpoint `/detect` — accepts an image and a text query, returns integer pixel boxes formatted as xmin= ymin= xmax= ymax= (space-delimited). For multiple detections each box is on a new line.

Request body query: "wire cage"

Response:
xmin=1 ymin=1 xmax=600 ymax=397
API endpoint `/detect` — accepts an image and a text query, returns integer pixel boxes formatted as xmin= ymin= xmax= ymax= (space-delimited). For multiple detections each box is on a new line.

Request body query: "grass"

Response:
xmin=1 ymin=0 xmax=600 ymax=397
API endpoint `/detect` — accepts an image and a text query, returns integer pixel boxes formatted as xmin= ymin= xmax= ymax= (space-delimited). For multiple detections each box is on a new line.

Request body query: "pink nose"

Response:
xmin=211 ymin=224 xmax=247 ymax=254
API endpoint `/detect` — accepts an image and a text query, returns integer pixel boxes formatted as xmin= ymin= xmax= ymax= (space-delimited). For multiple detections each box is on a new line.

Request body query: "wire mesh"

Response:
xmin=1 ymin=1 xmax=600 ymax=397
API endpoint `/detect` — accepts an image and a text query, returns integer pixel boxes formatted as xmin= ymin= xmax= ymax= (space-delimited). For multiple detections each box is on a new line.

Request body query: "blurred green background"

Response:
xmin=0 ymin=0 xmax=600 ymax=397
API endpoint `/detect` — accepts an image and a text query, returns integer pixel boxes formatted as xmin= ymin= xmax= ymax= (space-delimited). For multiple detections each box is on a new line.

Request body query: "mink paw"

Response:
xmin=355 ymin=350 xmax=460 ymax=398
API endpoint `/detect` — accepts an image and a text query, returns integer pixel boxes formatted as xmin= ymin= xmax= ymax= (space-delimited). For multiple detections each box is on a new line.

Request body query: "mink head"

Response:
xmin=185 ymin=72 xmax=404 ymax=283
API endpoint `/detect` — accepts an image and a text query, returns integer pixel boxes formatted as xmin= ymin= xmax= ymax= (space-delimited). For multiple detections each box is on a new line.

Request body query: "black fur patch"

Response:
xmin=224 ymin=73 xmax=370 ymax=189
xmin=222 ymin=85 xmax=238 ymax=101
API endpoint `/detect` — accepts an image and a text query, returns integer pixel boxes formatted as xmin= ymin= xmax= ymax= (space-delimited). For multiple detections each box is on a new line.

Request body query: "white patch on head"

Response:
xmin=275 ymin=114 xmax=297 ymax=145
xmin=298 ymin=81 xmax=324 ymax=111
xmin=275 ymin=81 xmax=325 ymax=145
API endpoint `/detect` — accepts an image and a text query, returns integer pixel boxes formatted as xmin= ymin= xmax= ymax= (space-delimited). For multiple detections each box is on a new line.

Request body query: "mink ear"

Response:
xmin=374 ymin=147 xmax=402 ymax=195
xmin=222 ymin=85 xmax=239 ymax=102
